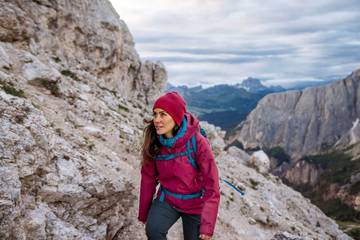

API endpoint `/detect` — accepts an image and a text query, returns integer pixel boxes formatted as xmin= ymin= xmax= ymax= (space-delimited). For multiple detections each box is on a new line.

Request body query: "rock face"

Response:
xmin=228 ymin=70 xmax=360 ymax=160
xmin=227 ymin=69 xmax=360 ymax=238
xmin=0 ymin=0 xmax=353 ymax=239
xmin=0 ymin=0 xmax=165 ymax=239
xmin=0 ymin=0 xmax=166 ymax=104
xmin=284 ymin=160 xmax=322 ymax=186
xmin=0 ymin=91 xmax=138 ymax=239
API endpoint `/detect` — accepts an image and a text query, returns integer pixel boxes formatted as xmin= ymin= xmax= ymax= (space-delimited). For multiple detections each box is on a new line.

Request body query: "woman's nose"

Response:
xmin=153 ymin=115 xmax=161 ymax=123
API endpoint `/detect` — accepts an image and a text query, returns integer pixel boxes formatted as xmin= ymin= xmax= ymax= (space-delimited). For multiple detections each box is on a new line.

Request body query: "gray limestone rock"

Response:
xmin=22 ymin=55 xmax=61 ymax=83
xmin=227 ymin=69 xmax=360 ymax=239
xmin=249 ymin=150 xmax=270 ymax=174
xmin=228 ymin=69 xmax=360 ymax=160
xmin=0 ymin=44 xmax=12 ymax=69
xmin=199 ymin=120 xmax=226 ymax=157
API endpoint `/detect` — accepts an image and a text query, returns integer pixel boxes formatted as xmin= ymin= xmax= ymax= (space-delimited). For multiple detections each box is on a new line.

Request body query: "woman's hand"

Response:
xmin=199 ymin=234 xmax=211 ymax=240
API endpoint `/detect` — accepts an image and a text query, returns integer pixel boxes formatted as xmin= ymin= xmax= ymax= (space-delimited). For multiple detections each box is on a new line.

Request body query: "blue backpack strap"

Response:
xmin=187 ymin=138 xmax=198 ymax=170
xmin=191 ymin=134 xmax=197 ymax=153
xmin=221 ymin=178 xmax=245 ymax=196
xmin=159 ymin=185 xmax=203 ymax=202
xmin=187 ymin=133 xmax=201 ymax=170
xmin=156 ymin=133 xmax=200 ymax=170
xmin=200 ymin=127 xmax=207 ymax=138
xmin=159 ymin=185 xmax=166 ymax=202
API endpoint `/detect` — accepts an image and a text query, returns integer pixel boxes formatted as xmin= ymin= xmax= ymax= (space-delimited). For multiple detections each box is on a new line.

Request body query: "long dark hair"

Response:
xmin=142 ymin=120 xmax=160 ymax=165
xmin=141 ymin=119 xmax=180 ymax=165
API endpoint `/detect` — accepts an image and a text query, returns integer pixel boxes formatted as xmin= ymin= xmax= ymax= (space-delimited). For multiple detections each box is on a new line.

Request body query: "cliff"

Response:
xmin=228 ymin=69 xmax=360 ymax=160
xmin=227 ymin=69 xmax=360 ymax=238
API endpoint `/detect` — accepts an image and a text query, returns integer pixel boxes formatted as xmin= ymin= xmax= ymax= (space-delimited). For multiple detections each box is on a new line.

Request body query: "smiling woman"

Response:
xmin=138 ymin=92 xmax=220 ymax=240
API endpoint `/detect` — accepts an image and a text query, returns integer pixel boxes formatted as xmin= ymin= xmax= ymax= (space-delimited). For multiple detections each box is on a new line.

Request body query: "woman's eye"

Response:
xmin=153 ymin=112 xmax=167 ymax=118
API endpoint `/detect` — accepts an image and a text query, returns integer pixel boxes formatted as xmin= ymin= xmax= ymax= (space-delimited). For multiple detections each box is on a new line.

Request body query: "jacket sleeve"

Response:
xmin=196 ymin=134 xmax=220 ymax=236
xmin=138 ymin=160 xmax=158 ymax=223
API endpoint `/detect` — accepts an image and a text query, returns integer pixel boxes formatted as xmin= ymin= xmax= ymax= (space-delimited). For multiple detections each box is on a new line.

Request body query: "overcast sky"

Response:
xmin=109 ymin=0 xmax=360 ymax=88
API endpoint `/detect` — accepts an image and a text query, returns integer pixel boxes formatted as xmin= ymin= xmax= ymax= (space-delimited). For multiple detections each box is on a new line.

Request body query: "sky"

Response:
xmin=109 ymin=0 xmax=360 ymax=88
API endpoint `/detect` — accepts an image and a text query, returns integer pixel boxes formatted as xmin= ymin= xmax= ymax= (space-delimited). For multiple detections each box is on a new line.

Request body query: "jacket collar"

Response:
xmin=159 ymin=117 xmax=187 ymax=148
xmin=158 ymin=113 xmax=199 ymax=149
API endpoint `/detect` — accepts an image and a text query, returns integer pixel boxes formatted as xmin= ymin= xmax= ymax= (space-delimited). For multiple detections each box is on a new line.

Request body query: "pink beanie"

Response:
xmin=153 ymin=92 xmax=187 ymax=126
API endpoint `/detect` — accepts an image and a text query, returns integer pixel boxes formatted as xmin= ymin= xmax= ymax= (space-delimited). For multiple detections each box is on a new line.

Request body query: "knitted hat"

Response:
xmin=153 ymin=91 xmax=187 ymax=126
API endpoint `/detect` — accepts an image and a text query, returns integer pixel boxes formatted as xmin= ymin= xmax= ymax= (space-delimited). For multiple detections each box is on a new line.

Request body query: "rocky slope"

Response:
xmin=0 ymin=0 xmax=165 ymax=239
xmin=0 ymin=0 xmax=353 ymax=239
xmin=199 ymin=126 xmax=352 ymax=240
xmin=227 ymin=69 xmax=360 ymax=238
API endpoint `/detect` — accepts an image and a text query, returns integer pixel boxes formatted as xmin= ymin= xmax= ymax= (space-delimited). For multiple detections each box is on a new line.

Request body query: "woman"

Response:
xmin=138 ymin=91 xmax=220 ymax=240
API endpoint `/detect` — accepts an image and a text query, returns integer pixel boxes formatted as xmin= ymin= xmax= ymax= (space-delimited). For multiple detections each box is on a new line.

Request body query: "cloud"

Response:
xmin=110 ymin=0 xmax=360 ymax=87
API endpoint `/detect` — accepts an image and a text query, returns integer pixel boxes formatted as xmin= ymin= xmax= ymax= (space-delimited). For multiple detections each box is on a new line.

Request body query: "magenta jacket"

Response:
xmin=138 ymin=112 xmax=220 ymax=236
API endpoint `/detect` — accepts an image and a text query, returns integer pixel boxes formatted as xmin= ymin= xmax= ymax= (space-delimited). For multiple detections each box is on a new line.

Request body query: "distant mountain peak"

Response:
xmin=235 ymin=77 xmax=268 ymax=93
xmin=243 ymin=77 xmax=262 ymax=84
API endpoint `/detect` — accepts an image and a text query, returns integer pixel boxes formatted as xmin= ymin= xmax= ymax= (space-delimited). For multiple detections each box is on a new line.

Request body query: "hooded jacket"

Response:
xmin=138 ymin=112 xmax=220 ymax=236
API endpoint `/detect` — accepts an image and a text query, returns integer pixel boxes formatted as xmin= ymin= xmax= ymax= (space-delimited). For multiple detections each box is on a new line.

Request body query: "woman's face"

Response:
xmin=153 ymin=108 xmax=176 ymax=138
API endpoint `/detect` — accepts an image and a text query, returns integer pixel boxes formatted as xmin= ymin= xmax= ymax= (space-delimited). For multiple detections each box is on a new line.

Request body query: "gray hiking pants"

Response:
xmin=145 ymin=198 xmax=201 ymax=240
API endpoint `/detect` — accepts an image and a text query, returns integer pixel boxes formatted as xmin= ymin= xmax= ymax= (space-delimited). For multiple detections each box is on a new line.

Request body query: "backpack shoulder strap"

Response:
xmin=187 ymin=134 xmax=199 ymax=170
xmin=187 ymin=128 xmax=207 ymax=171
xmin=200 ymin=127 xmax=207 ymax=138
